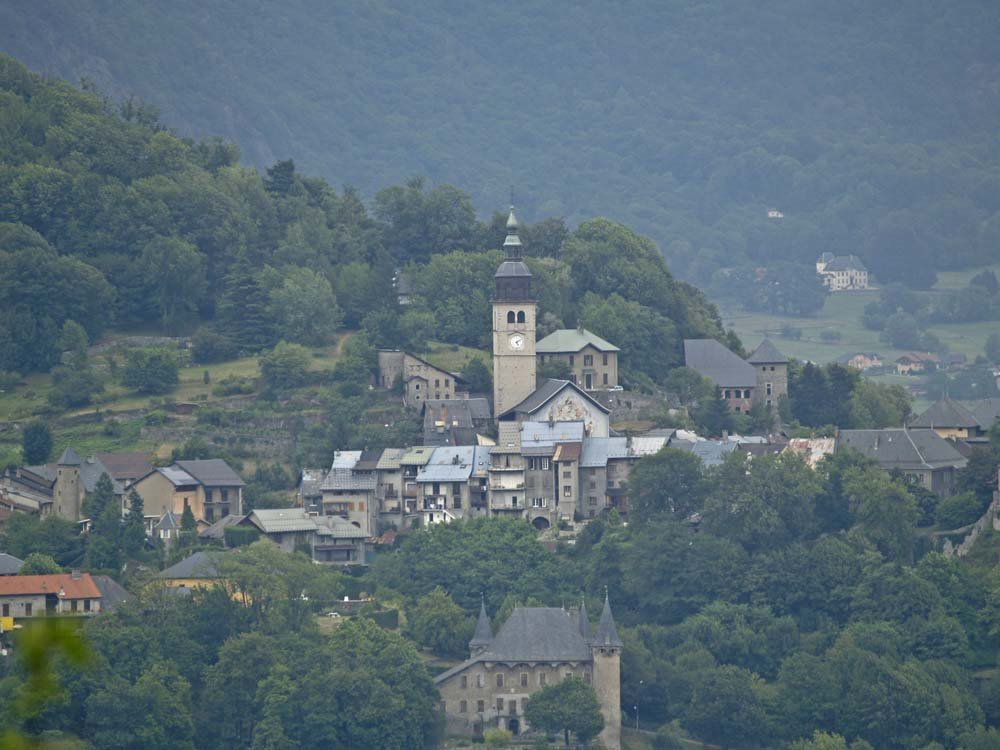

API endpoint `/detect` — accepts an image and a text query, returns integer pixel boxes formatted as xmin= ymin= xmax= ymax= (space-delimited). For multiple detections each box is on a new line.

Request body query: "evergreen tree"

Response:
xmin=180 ymin=503 xmax=198 ymax=548
xmin=692 ymin=387 xmax=734 ymax=437
xmin=21 ymin=420 xmax=52 ymax=464
xmin=82 ymin=473 xmax=115 ymax=521
xmin=88 ymin=494 xmax=122 ymax=572
xmin=216 ymin=267 xmax=276 ymax=353
xmin=122 ymin=488 xmax=147 ymax=558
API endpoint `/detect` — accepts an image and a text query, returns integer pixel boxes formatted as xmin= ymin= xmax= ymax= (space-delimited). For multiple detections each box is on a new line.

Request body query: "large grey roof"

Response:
xmin=500 ymin=379 xmax=611 ymax=419
xmin=198 ymin=514 xmax=243 ymax=540
xmin=321 ymin=451 xmax=377 ymax=491
xmin=481 ymin=607 xmax=594 ymax=662
xmin=158 ymin=465 xmax=199 ymax=487
xmin=175 ymin=459 xmax=245 ymax=487
xmin=247 ymin=508 xmax=318 ymax=534
xmin=747 ymin=339 xmax=788 ymax=364
xmin=423 ymin=399 xmax=492 ymax=447
xmin=684 ymin=339 xmax=757 ymax=388
xmin=521 ymin=421 xmax=585 ymax=448
xmin=417 ymin=446 xmax=476 ymax=483
xmin=837 ymin=429 xmax=968 ymax=471
xmin=536 ymin=328 xmax=620 ymax=354
xmin=159 ymin=551 xmax=222 ymax=579
xmin=94 ymin=452 xmax=153 ymax=481
xmin=0 ymin=552 xmax=24 ymax=575
xmin=376 ymin=448 xmax=406 ymax=470
xmin=968 ymin=399 xmax=1000 ymax=430
xmin=316 ymin=515 xmax=368 ymax=539
xmin=910 ymin=397 xmax=980 ymax=429
xmin=58 ymin=447 xmax=82 ymax=466
xmin=92 ymin=575 xmax=129 ymax=611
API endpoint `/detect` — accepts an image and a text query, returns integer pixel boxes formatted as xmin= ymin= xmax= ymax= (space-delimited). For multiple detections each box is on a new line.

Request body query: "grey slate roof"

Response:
xmin=594 ymin=595 xmax=623 ymax=648
xmin=684 ymin=339 xmax=757 ymax=388
xmin=94 ymin=452 xmax=153 ymax=482
xmin=536 ymin=328 xmax=620 ymax=353
xmin=157 ymin=466 xmax=199 ymax=488
xmin=417 ymin=446 xmax=476 ymax=483
xmin=353 ymin=449 xmax=383 ymax=472
xmin=154 ymin=511 xmax=181 ymax=531
xmin=58 ymin=447 xmax=82 ymax=466
xmin=198 ymin=514 xmax=243 ymax=540
xmin=423 ymin=400 xmax=492 ymax=447
xmin=480 ymin=607 xmax=594 ymax=662
xmin=0 ymin=552 xmax=24 ymax=575
xmin=92 ymin=575 xmax=129 ymax=611
xmin=315 ymin=515 xmax=368 ymax=539
xmin=376 ymin=448 xmax=406 ymax=470
xmin=175 ymin=459 xmax=245 ymax=487
xmin=578 ymin=599 xmax=591 ymax=641
xmin=321 ymin=451 xmax=377 ymax=491
xmin=500 ymin=379 xmax=611 ymax=419
xmin=521 ymin=421 xmax=586 ymax=448
xmin=910 ymin=397 xmax=980 ymax=429
xmin=969 ymin=399 xmax=1000 ymax=430
xmin=159 ymin=551 xmax=222 ymax=579
xmin=470 ymin=601 xmax=493 ymax=648
xmin=747 ymin=339 xmax=788 ymax=364
xmin=837 ymin=429 xmax=968 ymax=471
xmin=580 ymin=438 xmax=629 ymax=468
xmin=297 ymin=469 xmax=326 ymax=499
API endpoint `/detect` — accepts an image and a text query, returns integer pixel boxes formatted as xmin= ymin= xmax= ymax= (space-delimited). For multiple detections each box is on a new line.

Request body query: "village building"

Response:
xmin=836 ymin=428 xmax=968 ymax=496
xmin=518 ymin=420 xmax=585 ymax=527
xmin=909 ymin=396 xmax=985 ymax=440
xmin=156 ymin=550 xmax=223 ymax=593
xmin=94 ymin=452 xmax=153 ymax=488
xmin=0 ymin=553 xmax=24 ymax=576
xmin=296 ymin=468 xmax=326 ymax=514
xmin=434 ymin=596 xmax=622 ymax=749
xmin=834 ymin=352 xmax=883 ymax=371
xmin=415 ymin=446 xmax=491 ymax=525
xmin=683 ymin=339 xmax=788 ymax=413
xmin=816 ymin=253 xmax=869 ymax=290
xmin=488 ymin=423 xmax=527 ymax=519
xmin=241 ymin=508 xmax=318 ymax=553
xmin=0 ymin=572 xmax=103 ymax=620
xmin=377 ymin=350 xmax=469 ymax=403
xmin=421 ymin=398 xmax=492 ymax=446
xmin=132 ymin=459 xmax=244 ymax=526
xmin=747 ymin=339 xmax=788 ymax=408
xmin=536 ymin=328 xmax=620 ymax=391
xmin=319 ymin=451 xmax=377 ymax=537
xmin=895 ymin=352 xmax=940 ymax=375
xmin=374 ymin=448 xmax=407 ymax=527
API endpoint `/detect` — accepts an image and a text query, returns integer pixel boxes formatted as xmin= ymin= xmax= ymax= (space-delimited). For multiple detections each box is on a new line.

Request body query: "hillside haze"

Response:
xmin=2 ymin=0 xmax=1000 ymax=288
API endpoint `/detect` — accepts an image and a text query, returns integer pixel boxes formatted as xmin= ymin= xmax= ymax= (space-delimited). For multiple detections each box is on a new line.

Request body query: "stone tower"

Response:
xmin=492 ymin=208 xmax=537 ymax=416
xmin=747 ymin=339 xmax=789 ymax=408
xmin=54 ymin=447 xmax=84 ymax=521
xmin=592 ymin=593 xmax=622 ymax=750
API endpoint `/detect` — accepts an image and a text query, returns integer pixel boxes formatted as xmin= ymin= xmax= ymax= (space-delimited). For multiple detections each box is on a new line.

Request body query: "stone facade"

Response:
xmin=377 ymin=350 xmax=465 ymax=404
xmin=435 ymin=598 xmax=622 ymax=749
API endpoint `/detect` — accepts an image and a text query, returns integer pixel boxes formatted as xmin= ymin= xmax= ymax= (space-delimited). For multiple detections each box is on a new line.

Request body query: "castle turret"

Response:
xmin=469 ymin=599 xmax=493 ymax=656
xmin=53 ymin=447 xmax=85 ymax=522
xmin=578 ymin=597 xmax=591 ymax=642
xmin=592 ymin=592 xmax=622 ymax=750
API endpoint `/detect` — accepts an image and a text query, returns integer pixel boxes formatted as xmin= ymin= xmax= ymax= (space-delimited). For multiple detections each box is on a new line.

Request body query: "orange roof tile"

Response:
xmin=0 ymin=573 xmax=102 ymax=599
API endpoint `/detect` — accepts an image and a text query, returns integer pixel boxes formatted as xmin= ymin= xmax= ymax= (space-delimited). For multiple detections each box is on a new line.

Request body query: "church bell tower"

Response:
xmin=492 ymin=208 xmax=537 ymax=416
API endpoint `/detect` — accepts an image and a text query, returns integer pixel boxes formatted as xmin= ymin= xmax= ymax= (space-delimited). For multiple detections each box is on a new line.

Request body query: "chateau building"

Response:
xmin=536 ymin=328 xmax=620 ymax=390
xmin=435 ymin=595 xmax=622 ymax=749
xmin=816 ymin=252 xmax=869 ymax=290
xmin=683 ymin=338 xmax=788 ymax=413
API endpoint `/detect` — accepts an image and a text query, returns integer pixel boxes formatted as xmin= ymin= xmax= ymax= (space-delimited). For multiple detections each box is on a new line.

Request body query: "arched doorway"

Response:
xmin=507 ymin=718 xmax=520 ymax=735
xmin=532 ymin=516 xmax=550 ymax=530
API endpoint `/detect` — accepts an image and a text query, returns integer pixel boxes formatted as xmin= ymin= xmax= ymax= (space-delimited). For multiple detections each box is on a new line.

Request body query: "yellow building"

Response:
xmin=132 ymin=459 xmax=245 ymax=525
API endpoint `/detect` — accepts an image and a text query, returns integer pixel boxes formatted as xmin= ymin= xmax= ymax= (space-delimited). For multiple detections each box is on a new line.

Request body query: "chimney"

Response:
xmin=71 ymin=569 xmax=81 ymax=580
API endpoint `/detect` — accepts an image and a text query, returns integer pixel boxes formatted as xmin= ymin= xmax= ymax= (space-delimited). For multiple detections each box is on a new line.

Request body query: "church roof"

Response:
xmin=498 ymin=379 xmax=611 ymax=419
xmin=494 ymin=260 xmax=531 ymax=278
xmin=57 ymin=447 xmax=82 ymax=466
xmin=536 ymin=328 xmax=620 ymax=353
xmin=747 ymin=339 xmax=788 ymax=364
xmin=479 ymin=607 xmax=594 ymax=662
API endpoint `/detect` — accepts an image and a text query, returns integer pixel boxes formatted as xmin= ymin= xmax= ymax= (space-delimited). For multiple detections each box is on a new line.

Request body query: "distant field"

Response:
xmin=422 ymin=342 xmax=490 ymax=373
xmin=719 ymin=263 xmax=1000 ymax=366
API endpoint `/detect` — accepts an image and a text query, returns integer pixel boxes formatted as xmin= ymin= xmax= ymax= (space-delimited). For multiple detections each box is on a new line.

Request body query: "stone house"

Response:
xmin=400 ymin=446 xmax=436 ymax=517
xmin=18 ymin=448 xmax=124 ymax=522
xmin=519 ymin=421 xmax=585 ymax=527
xmin=241 ymin=508 xmax=317 ymax=553
xmin=0 ymin=572 xmax=103 ymax=620
xmin=415 ymin=446 xmax=491 ymax=525
xmin=319 ymin=451 xmax=377 ymax=537
xmin=377 ymin=350 xmax=468 ymax=403
xmin=816 ymin=253 xmax=869 ymax=290
xmin=837 ymin=428 xmax=968 ymax=496
xmin=835 ymin=352 xmax=883 ymax=371
xmin=132 ymin=459 xmax=244 ymax=526
xmin=156 ymin=550 xmax=223 ymax=592
xmin=488 ymin=423 xmax=527 ymax=518
xmin=684 ymin=339 xmax=788 ymax=413
xmin=909 ymin=396 xmax=986 ymax=440
xmin=434 ymin=596 xmax=622 ymax=749
xmin=421 ymin=398 xmax=492 ymax=447
xmin=536 ymin=328 xmax=621 ymax=391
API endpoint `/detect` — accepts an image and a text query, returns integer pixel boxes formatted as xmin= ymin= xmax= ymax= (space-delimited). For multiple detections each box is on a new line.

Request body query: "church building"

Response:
xmin=434 ymin=594 xmax=622 ymax=749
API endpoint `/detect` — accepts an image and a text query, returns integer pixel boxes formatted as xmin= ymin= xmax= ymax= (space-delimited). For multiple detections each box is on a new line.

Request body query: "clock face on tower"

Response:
xmin=509 ymin=333 xmax=525 ymax=350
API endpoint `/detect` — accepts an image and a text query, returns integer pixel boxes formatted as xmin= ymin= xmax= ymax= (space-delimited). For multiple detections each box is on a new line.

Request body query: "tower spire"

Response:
xmin=578 ymin=596 xmax=592 ymax=642
xmin=503 ymin=206 xmax=523 ymax=261
xmin=469 ymin=596 xmax=493 ymax=655
xmin=594 ymin=590 xmax=623 ymax=648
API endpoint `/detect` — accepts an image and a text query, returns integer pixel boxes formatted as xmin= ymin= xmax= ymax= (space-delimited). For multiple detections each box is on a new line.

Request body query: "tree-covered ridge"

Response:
xmin=2 ymin=1 xmax=999 ymax=293
xmin=0 ymin=53 xmax=724 ymax=386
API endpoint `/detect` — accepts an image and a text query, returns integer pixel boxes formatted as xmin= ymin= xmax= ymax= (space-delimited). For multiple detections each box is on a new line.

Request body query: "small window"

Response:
xmin=445 ymin=379 xmax=450 ymax=387
xmin=744 ymin=389 xmax=752 ymax=398
xmin=435 ymin=378 xmax=440 ymax=387
xmin=461 ymin=676 xmax=467 ymax=688
xmin=496 ymin=673 xmax=504 ymax=688
xmin=565 ymin=672 xmax=573 ymax=681
xmin=25 ymin=603 xmax=32 ymax=616
xmin=71 ymin=600 xmax=78 ymax=613
xmin=477 ymin=674 xmax=484 ymax=688
xmin=1 ymin=604 xmax=7 ymax=617
xmin=766 ymin=383 xmax=772 ymax=396
xmin=496 ymin=698 xmax=504 ymax=712
xmin=460 ymin=700 xmax=467 ymax=713
xmin=539 ymin=673 xmax=547 ymax=686
xmin=563 ymin=470 xmax=572 ymax=479
xmin=84 ymin=599 xmax=91 ymax=613
xmin=508 ymin=699 xmax=517 ymax=714
xmin=564 ymin=486 xmax=572 ymax=497
xmin=517 ymin=311 xmax=526 ymax=323
xmin=569 ymin=355 xmax=575 ymax=366
xmin=477 ymin=700 xmax=485 ymax=713
xmin=603 ymin=373 xmax=608 ymax=385
xmin=415 ymin=383 xmax=420 ymax=390
xmin=520 ymin=672 xmax=528 ymax=687
xmin=584 ymin=354 xmax=593 ymax=366
xmin=589 ymin=496 xmax=597 ymax=506
xmin=507 ymin=311 xmax=516 ymax=323
xmin=603 ymin=353 xmax=608 ymax=366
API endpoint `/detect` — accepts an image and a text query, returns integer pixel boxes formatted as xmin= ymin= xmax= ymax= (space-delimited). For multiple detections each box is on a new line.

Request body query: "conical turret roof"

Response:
xmin=470 ymin=600 xmax=493 ymax=649
xmin=594 ymin=592 xmax=623 ymax=648
xmin=57 ymin=447 xmax=83 ymax=466
xmin=747 ymin=338 xmax=788 ymax=364
xmin=578 ymin=598 xmax=591 ymax=642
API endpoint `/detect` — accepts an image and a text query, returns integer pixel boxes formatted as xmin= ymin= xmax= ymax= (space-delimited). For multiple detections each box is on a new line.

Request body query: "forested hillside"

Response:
xmin=0 ymin=53 xmax=723 ymax=390
xmin=2 ymin=0 xmax=999 ymax=292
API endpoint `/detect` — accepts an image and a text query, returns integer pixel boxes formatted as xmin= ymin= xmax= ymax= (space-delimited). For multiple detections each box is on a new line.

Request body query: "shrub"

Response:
xmin=483 ymin=728 xmax=512 ymax=748
xmin=191 ymin=329 xmax=238 ymax=364
xmin=935 ymin=490 xmax=985 ymax=529
xmin=122 ymin=348 xmax=179 ymax=394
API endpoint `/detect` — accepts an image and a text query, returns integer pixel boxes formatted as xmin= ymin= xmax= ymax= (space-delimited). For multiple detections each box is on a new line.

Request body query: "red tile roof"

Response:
xmin=0 ymin=573 xmax=102 ymax=599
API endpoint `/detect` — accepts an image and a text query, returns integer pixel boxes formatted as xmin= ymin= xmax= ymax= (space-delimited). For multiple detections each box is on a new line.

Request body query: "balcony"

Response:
xmin=381 ymin=486 xmax=399 ymax=499
xmin=489 ymin=464 xmax=524 ymax=472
